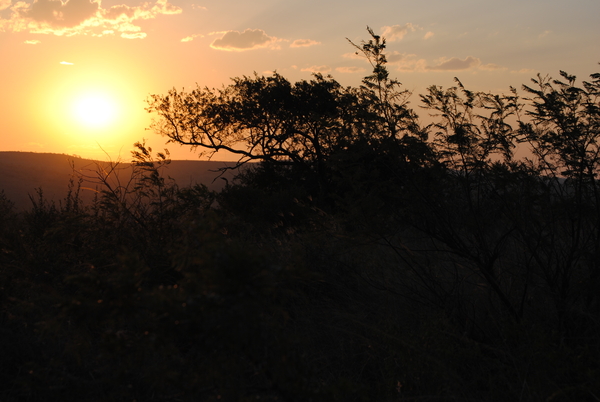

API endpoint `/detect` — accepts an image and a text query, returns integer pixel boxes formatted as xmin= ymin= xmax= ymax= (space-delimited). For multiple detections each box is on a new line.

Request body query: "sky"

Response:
xmin=0 ymin=0 xmax=599 ymax=161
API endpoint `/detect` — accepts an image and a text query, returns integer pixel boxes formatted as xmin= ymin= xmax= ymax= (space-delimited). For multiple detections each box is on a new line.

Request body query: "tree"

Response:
xmin=147 ymin=72 xmax=376 ymax=189
xmin=347 ymin=26 xmax=424 ymax=142
xmin=146 ymin=28 xmax=434 ymax=193
xmin=520 ymin=70 xmax=600 ymax=182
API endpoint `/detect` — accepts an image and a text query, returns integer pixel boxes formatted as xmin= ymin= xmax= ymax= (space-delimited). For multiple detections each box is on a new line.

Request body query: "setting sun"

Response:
xmin=34 ymin=64 xmax=152 ymax=159
xmin=72 ymin=93 xmax=118 ymax=128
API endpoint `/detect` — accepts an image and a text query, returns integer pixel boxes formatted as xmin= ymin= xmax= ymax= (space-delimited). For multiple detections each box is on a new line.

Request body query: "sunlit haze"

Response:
xmin=1 ymin=0 xmax=598 ymax=160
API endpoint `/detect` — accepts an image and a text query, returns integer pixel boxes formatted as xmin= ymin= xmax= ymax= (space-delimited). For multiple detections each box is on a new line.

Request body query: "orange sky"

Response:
xmin=1 ymin=0 xmax=599 ymax=161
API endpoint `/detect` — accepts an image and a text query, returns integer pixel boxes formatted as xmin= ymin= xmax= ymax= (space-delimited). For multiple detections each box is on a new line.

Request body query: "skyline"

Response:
xmin=1 ymin=0 xmax=599 ymax=161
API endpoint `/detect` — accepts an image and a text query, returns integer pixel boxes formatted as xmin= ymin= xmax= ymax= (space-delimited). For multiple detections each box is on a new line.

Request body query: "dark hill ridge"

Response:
xmin=0 ymin=151 xmax=236 ymax=209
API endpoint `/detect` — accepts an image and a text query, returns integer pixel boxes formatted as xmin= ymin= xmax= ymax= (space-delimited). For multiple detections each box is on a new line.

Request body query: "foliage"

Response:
xmin=147 ymin=28 xmax=430 ymax=193
xmin=520 ymin=70 xmax=600 ymax=180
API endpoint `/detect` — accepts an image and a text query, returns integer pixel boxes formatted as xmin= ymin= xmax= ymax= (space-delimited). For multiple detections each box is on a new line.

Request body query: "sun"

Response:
xmin=71 ymin=92 xmax=119 ymax=129
xmin=39 ymin=67 xmax=151 ymax=159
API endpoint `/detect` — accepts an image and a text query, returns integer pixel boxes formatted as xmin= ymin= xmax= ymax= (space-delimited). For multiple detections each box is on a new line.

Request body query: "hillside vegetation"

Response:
xmin=1 ymin=29 xmax=599 ymax=401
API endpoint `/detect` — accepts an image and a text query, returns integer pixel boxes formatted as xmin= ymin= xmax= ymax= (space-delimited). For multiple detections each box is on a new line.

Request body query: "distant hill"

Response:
xmin=0 ymin=152 xmax=238 ymax=209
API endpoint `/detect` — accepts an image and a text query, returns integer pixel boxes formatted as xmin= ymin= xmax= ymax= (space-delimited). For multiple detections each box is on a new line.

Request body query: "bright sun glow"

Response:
xmin=39 ymin=67 xmax=151 ymax=159
xmin=71 ymin=93 xmax=118 ymax=128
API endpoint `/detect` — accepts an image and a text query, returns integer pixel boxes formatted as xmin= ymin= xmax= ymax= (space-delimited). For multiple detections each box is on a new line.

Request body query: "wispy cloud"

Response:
xmin=427 ymin=56 xmax=481 ymax=71
xmin=21 ymin=0 xmax=100 ymax=28
xmin=335 ymin=66 xmax=366 ymax=74
xmin=290 ymin=39 xmax=320 ymax=48
xmin=426 ymin=56 xmax=503 ymax=71
xmin=342 ymin=51 xmax=364 ymax=60
xmin=388 ymin=52 xmax=428 ymax=72
xmin=0 ymin=0 xmax=181 ymax=39
xmin=344 ymin=46 xmax=503 ymax=74
xmin=25 ymin=142 xmax=45 ymax=149
xmin=121 ymin=32 xmax=146 ymax=39
xmin=424 ymin=31 xmax=434 ymax=40
xmin=24 ymin=39 xmax=41 ymax=44
xmin=301 ymin=65 xmax=331 ymax=74
xmin=0 ymin=0 xmax=12 ymax=11
xmin=381 ymin=23 xmax=419 ymax=41
xmin=210 ymin=28 xmax=279 ymax=51
xmin=538 ymin=30 xmax=551 ymax=38
xmin=181 ymin=33 xmax=203 ymax=42
xmin=512 ymin=68 xmax=537 ymax=74
xmin=60 ymin=61 xmax=74 ymax=65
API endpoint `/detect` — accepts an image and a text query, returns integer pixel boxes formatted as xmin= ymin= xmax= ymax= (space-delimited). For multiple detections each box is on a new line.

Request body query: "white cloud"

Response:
xmin=386 ymin=51 xmax=406 ymax=63
xmin=538 ymin=30 xmax=551 ymax=38
xmin=25 ymin=142 xmax=45 ymax=148
xmin=290 ymin=38 xmax=319 ymax=48
xmin=335 ymin=66 xmax=366 ymax=74
xmin=344 ymin=50 xmax=427 ymax=73
xmin=181 ymin=33 xmax=203 ymax=42
xmin=512 ymin=68 xmax=537 ymax=74
xmin=342 ymin=51 xmax=363 ymax=60
xmin=371 ymin=51 xmax=425 ymax=72
xmin=0 ymin=0 xmax=12 ymax=11
xmin=20 ymin=0 xmax=99 ymax=28
xmin=210 ymin=28 xmax=278 ymax=51
xmin=0 ymin=0 xmax=181 ymax=38
xmin=60 ymin=60 xmax=74 ymax=65
xmin=479 ymin=63 xmax=504 ymax=71
xmin=121 ymin=32 xmax=145 ymax=39
xmin=24 ymin=39 xmax=41 ymax=44
xmin=381 ymin=23 xmax=419 ymax=41
xmin=426 ymin=56 xmax=504 ymax=71
xmin=389 ymin=53 xmax=428 ymax=72
xmin=427 ymin=56 xmax=481 ymax=71
xmin=300 ymin=65 xmax=331 ymax=74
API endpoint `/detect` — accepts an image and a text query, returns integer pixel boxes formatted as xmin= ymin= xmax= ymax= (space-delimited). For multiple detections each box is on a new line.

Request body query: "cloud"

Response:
xmin=387 ymin=53 xmax=428 ymax=72
xmin=20 ymin=0 xmax=99 ymax=28
xmin=426 ymin=56 xmax=481 ymax=71
xmin=335 ymin=66 xmax=366 ymax=74
xmin=424 ymin=31 xmax=434 ymax=40
xmin=24 ymin=39 xmax=41 ymax=44
xmin=60 ymin=60 xmax=74 ymax=65
xmin=386 ymin=51 xmax=407 ymax=63
xmin=426 ymin=56 xmax=504 ymax=71
xmin=290 ymin=38 xmax=319 ymax=48
xmin=344 ymin=50 xmax=427 ymax=73
xmin=381 ymin=23 xmax=418 ymax=41
xmin=210 ymin=28 xmax=279 ymax=51
xmin=342 ymin=51 xmax=364 ymax=60
xmin=0 ymin=0 xmax=11 ymax=11
xmin=181 ymin=33 xmax=203 ymax=42
xmin=538 ymin=30 xmax=551 ymax=38
xmin=0 ymin=0 xmax=181 ymax=38
xmin=121 ymin=32 xmax=145 ymax=39
xmin=512 ymin=68 xmax=537 ymax=74
xmin=479 ymin=63 xmax=504 ymax=71
xmin=25 ymin=142 xmax=45 ymax=148
xmin=300 ymin=65 xmax=331 ymax=74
